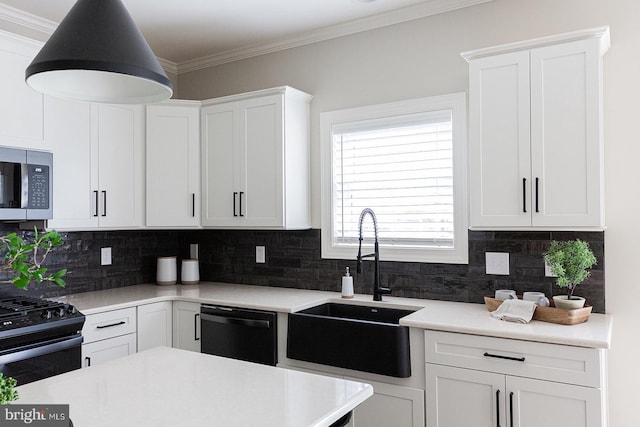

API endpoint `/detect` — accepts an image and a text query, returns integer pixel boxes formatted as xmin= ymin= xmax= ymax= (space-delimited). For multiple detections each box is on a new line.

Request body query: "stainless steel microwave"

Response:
xmin=0 ymin=146 xmax=52 ymax=220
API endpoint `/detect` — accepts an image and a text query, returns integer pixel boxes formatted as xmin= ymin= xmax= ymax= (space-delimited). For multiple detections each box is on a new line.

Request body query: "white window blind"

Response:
xmin=333 ymin=110 xmax=454 ymax=248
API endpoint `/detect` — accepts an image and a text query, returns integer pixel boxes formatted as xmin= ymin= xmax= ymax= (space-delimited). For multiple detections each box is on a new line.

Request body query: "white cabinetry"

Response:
xmin=82 ymin=307 xmax=137 ymax=368
xmin=425 ymin=330 xmax=607 ymax=427
xmin=137 ymin=301 xmax=172 ymax=351
xmin=146 ymin=101 xmax=201 ymax=228
xmin=0 ymin=31 xmax=45 ymax=150
xmin=201 ymin=86 xmax=312 ymax=229
xmin=172 ymin=301 xmax=201 ymax=352
xmin=464 ymin=27 xmax=609 ymax=229
xmin=47 ymin=102 xmax=145 ymax=230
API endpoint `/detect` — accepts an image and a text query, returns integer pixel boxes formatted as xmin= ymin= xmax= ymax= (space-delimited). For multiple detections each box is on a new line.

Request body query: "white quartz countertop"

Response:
xmin=16 ymin=347 xmax=373 ymax=427
xmin=55 ymin=282 xmax=612 ymax=349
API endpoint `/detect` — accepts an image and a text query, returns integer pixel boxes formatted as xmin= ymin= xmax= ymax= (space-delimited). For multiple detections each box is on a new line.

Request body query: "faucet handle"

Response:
xmin=379 ymin=286 xmax=392 ymax=295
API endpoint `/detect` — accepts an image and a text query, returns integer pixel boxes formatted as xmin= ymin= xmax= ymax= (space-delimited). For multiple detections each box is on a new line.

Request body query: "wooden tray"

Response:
xmin=484 ymin=296 xmax=592 ymax=325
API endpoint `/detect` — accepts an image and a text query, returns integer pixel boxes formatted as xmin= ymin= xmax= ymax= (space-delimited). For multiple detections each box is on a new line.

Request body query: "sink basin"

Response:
xmin=286 ymin=302 xmax=416 ymax=378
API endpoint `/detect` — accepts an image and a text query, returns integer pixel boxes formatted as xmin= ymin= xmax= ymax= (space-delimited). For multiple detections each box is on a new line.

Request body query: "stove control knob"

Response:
xmin=55 ymin=307 xmax=65 ymax=317
xmin=41 ymin=310 xmax=53 ymax=320
xmin=65 ymin=304 xmax=77 ymax=315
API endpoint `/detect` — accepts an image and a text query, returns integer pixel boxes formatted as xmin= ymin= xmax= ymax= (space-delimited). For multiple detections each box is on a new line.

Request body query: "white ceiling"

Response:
xmin=0 ymin=0 xmax=489 ymax=72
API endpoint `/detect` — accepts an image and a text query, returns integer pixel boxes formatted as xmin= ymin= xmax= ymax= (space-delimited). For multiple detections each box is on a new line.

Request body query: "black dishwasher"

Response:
xmin=200 ymin=304 xmax=277 ymax=366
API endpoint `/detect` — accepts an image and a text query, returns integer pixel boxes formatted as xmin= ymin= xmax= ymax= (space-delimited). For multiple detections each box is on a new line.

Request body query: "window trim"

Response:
xmin=320 ymin=93 xmax=469 ymax=264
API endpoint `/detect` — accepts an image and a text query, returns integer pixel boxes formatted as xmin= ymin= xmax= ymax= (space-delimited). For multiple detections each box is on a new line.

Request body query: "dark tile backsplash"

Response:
xmin=0 ymin=225 xmax=605 ymax=313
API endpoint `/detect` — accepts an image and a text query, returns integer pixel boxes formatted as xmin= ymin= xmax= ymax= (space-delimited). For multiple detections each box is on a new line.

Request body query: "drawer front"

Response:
xmin=83 ymin=307 xmax=137 ymax=343
xmin=82 ymin=333 xmax=137 ymax=368
xmin=425 ymin=330 xmax=603 ymax=387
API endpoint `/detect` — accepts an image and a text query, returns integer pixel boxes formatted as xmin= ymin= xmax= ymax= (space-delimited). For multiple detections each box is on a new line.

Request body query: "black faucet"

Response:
xmin=356 ymin=208 xmax=391 ymax=301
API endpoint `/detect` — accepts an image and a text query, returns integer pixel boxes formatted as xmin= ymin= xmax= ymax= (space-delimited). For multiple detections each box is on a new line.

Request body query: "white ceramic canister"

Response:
xmin=156 ymin=256 xmax=177 ymax=285
xmin=181 ymin=259 xmax=200 ymax=285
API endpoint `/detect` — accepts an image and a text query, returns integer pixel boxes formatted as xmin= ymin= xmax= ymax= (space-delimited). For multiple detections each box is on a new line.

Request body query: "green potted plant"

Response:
xmin=543 ymin=239 xmax=597 ymax=309
xmin=0 ymin=228 xmax=67 ymax=289
xmin=0 ymin=372 xmax=18 ymax=404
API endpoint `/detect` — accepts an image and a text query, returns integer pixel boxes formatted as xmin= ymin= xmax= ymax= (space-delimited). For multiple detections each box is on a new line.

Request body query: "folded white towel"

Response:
xmin=490 ymin=299 xmax=537 ymax=324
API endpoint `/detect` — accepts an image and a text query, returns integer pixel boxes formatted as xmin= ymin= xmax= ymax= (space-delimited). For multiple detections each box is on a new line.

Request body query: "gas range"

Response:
xmin=0 ymin=295 xmax=85 ymax=385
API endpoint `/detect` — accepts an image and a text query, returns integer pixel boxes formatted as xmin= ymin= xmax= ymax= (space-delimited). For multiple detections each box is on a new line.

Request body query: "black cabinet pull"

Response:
xmin=233 ymin=192 xmax=238 ymax=217
xmin=194 ymin=313 xmax=200 ymax=341
xmin=535 ymin=177 xmax=540 ymax=213
xmin=93 ymin=191 xmax=99 ymax=217
xmin=96 ymin=321 xmax=126 ymax=329
xmin=101 ymin=191 xmax=107 ymax=217
xmin=522 ymin=178 xmax=527 ymax=213
xmin=496 ymin=389 xmax=501 ymax=427
xmin=85 ymin=356 xmax=91 ymax=367
xmin=509 ymin=391 xmax=514 ymax=427
xmin=239 ymin=191 xmax=244 ymax=217
xmin=192 ymin=193 xmax=196 ymax=217
xmin=484 ymin=352 xmax=526 ymax=362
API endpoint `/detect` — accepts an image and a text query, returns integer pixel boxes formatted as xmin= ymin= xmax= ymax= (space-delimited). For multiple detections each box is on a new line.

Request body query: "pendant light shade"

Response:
xmin=25 ymin=0 xmax=173 ymax=104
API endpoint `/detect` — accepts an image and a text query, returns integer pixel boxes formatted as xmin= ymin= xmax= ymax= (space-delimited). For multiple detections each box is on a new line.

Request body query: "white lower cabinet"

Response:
xmin=172 ymin=301 xmax=201 ymax=352
xmin=346 ymin=377 xmax=424 ymax=427
xmin=81 ymin=307 xmax=137 ymax=368
xmin=425 ymin=330 xmax=607 ymax=427
xmin=137 ymin=301 xmax=173 ymax=351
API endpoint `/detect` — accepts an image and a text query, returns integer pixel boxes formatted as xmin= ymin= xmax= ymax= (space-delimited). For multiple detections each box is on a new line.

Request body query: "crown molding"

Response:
xmin=0 ymin=0 xmax=492 ymax=76
xmin=178 ymin=0 xmax=493 ymax=74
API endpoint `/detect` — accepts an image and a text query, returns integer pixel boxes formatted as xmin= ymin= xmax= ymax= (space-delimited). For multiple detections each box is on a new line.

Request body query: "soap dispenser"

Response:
xmin=341 ymin=267 xmax=354 ymax=299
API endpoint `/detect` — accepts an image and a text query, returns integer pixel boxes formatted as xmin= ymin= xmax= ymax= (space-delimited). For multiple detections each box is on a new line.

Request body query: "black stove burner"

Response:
xmin=0 ymin=296 xmax=83 ymax=341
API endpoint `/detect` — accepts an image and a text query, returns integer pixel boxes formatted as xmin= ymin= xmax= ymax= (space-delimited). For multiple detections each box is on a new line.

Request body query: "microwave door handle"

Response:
xmin=20 ymin=163 xmax=28 ymax=209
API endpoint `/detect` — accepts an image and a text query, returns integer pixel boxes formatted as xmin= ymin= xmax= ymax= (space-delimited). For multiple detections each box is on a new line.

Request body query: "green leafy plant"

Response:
xmin=0 ymin=373 xmax=18 ymax=404
xmin=0 ymin=228 xmax=66 ymax=289
xmin=543 ymin=239 xmax=597 ymax=300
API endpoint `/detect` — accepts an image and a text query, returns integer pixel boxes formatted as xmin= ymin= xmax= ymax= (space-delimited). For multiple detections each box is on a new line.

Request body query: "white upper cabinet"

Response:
xmin=464 ymin=27 xmax=609 ymax=230
xmin=0 ymin=31 xmax=45 ymax=150
xmin=48 ymin=102 xmax=145 ymax=230
xmin=201 ymin=86 xmax=312 ymax=229
xmin=146 ymin=101 xmax=201 ymax=228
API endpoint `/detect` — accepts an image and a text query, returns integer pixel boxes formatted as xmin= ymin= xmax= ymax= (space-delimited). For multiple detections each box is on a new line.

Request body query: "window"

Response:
xmin=321 ymin=93 xmax=468 ymax=264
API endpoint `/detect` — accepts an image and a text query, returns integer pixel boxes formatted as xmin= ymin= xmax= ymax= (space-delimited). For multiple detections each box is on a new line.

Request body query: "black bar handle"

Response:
xmin=484 ymin=352 xmax=526 ymax=362
xmin=522 ymin=178 xmax=527 ymax=213
xmin=194 ymin=313 xmax=200 ymax=341
xmin=233 ymin=192 xmax=238 ymax=217
xmin=101 ymin=190 xmax=107 ymax=217
xmin=535 ymin=177 xmax=540 ymax=213
xmin=96 ymin=321 xmax=126 ymax=329
xmin=200 ymin=312 xmax=270 ymax=328
xmin=192 ymin=193 xmax=196 ymax=217
xmin=0 ymin=335 xmax=83 ymax=365
xmin=510 ymin=392 xmax=514 ymax=427
xmin=93 ymin=190 xmax=99 ymax=217
xmin=239 ymin=191 xmax=244 ymax=217
xmin=85 ymin=356 xmax=91 ymax=367
xmin=496 ymin=389 xmax=501 ymax=427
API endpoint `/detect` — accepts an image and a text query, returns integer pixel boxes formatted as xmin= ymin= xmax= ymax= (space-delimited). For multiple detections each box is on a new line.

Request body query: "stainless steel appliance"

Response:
xmin=0 ymin=146 xmax=53 ymax=221
xmin=200 ymin=304 xmax=277 ymax=366
xmin=0 ymin=296 xmax=85 ymax=385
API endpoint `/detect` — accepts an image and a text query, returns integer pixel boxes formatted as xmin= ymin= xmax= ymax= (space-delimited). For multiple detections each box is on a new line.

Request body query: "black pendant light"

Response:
xmin=25 ymin=0 xmax=173 ymax=104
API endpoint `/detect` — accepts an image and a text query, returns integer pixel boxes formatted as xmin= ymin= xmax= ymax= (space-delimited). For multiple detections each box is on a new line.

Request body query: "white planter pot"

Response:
xmin=552 ymin=295 xmax=586 ymax=310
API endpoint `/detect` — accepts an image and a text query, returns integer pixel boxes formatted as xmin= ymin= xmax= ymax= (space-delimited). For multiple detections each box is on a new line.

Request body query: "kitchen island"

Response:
xmin=15 ymin=346 xmax=373 ymax=427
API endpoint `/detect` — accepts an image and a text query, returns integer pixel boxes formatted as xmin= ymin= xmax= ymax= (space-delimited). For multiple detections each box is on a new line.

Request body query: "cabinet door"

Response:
xmin=95 ymin=104 xmax=145 ymax=228
xmin=0 ymin=34 xmax=44 ymax=149
xmin=45 ymin=96 xmax=99 ymax=229
xmin=426 ymin=364 xmax=505 ymax=427
xmin=172 ymin=301 xmax=201 ymax=352
xmin=348 ymin=377 xmax=424 ymax=427
xmin=82 ymin=333 xmax=137 ymax=368
xmin=137 ymin=301 xmax=172 ymax=352
xmin=530 ymin=39 xmax=603 ymax=227
xmin=146 ymin=102 xmax=200 ymax=227
xmin=508 ymin=376 xmax=603 ymax=427
xmin=240 ymin=95 xmax=284 ymax=227
xmin=469 ymin=51 xmax=532 ymax=227
xmin=201 ymin=103 xmax=239 ymax=226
